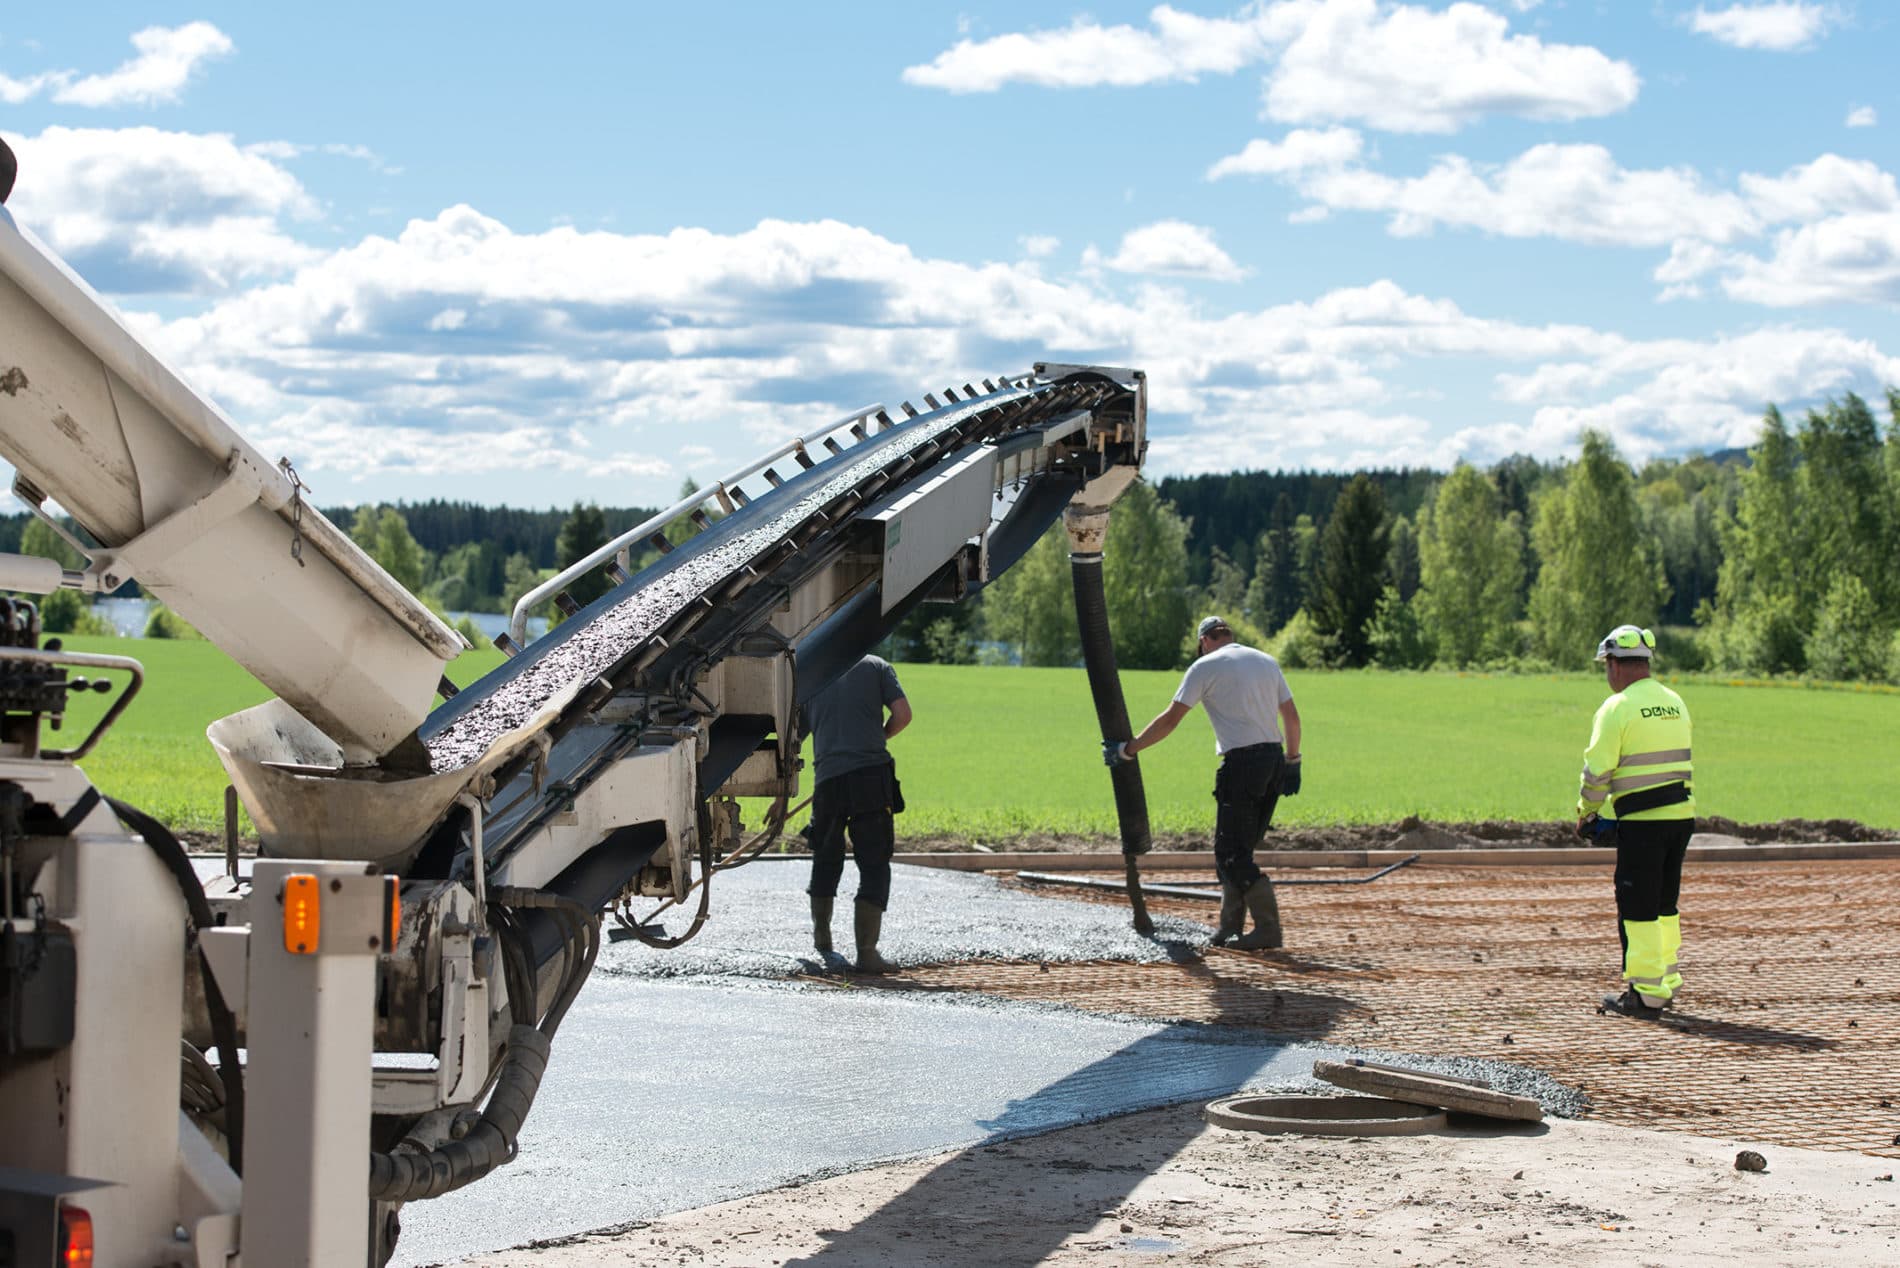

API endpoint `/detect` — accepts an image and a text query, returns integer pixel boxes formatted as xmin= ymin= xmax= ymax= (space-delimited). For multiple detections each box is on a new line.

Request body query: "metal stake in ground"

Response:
xmin=1065 ymin=492 xmax=1153 ymax=934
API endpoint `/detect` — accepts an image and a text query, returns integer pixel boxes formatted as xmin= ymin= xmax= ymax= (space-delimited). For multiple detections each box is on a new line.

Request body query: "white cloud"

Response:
xmin=900 ymin=4 xmax=1288 ymax=92
xmin=1723 ymin=213 xmax=1900 ymax=306
xmin=1263 ymin=0 xmax=1639 ymax=133
xmin=47 ymin=23 xmax=233 ymax=108
xmin=1846 ymin=105 xmax=1877 ymax=128
xmin=1207 ymin=127 xmax=1363 ymax=179
xmin=1104 ymin=220 xmax=1247 ymax=280
xmin=4 ymin=126 xmax=320 ymax=293
xmin=1220 ymin=132 xmax=1900 ymax=305
xmin=20 ymin=180 xmax=1885 ymax=496
xmin=1293 ymin=143 xmax=1758 ymax=247
xmin=1018 ymin=233 xmax=1060 ymax=258
xmin=1688 ymin=3 xmax=1837 ymax=52
xmin=903 ymin=2 xmax=1637 ymax=133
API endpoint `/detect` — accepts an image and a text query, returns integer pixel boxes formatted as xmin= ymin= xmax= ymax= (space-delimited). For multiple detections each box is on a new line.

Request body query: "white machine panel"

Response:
xmin=870 ymin=444 xmax=996 ymax=615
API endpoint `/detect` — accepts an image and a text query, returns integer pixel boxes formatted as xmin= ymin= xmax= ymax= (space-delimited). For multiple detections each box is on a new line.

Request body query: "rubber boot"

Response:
xmin=1211 ymin=882 xmax=1245 ymax=946
xmin=811 ymin=894 xmax=834 ymax=954
xmin=1231 ymin=877 xmax=1283 ymax=950
xmin=853 ymin=900 xmax=897 ymax=975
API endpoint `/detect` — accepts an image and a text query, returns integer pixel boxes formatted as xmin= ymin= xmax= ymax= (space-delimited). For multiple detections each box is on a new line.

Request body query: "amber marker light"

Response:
xmin=59 ymin=1203 xmax=94 ymax=1265
xmin=284 ymin=873 xmax=321 ymax=954
xmin=384 ymin=875 xmax=401 ymax=950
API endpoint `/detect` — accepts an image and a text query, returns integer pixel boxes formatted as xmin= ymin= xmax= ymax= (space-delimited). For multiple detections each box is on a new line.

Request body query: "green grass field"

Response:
xmin=45 ymin=635 xmax=1900 ymax=837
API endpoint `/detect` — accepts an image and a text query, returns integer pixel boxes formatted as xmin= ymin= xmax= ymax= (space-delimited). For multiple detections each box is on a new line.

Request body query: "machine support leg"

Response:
xmin=1065 ymin=506 xmax=1154 ymax=934
xmin=242 ymin=859 xmax=387 ymax=1267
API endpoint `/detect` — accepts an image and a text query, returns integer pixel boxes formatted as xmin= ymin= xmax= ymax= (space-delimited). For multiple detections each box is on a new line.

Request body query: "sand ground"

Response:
xmin=454 ymin=1102 xmax=1898 ymax=1267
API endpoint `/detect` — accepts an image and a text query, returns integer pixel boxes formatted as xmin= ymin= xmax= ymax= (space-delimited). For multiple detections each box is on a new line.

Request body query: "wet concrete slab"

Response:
xmin=392 ymin=975 xmax=1350 ymax=1266
xmin=596 ymin=859 xmax=1211 ymax=981
xmin=393 ymin=862 xmax=1291 ymax=1263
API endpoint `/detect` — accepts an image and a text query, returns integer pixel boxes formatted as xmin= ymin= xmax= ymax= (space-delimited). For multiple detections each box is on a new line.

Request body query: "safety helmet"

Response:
xmin=1595 ymin=624 xmax=1655 ymax=661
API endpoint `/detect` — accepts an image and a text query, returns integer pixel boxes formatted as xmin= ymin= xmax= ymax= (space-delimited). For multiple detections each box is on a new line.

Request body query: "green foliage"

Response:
xmin=350 ymin=505 xmax=429 ymax=593
xmin=1385 ymin=515 xmax=1421 ymax=601
xmin=141 ymin=602 xmax=203 ymax=640
xmin=920 ymin=617 xmax=976 ymax=665
xmin=1310 ymin=475 xmax=1389 ymax=667
xmin=979 ymin=524 xmax=1078 ymax=666
xmin=555 ymin=502 xmax=611 ymax=608
xmin=39 ymin=590 xmax=113 ymax=637
xmin=1367 ymin=586 xmax=1434 ymax=669
xmin=1527 ymin=431 xmax=1666 ymax=667
xmin=503 ymin=552 xmax=549 ymax=624
xmin=1265 ymin=609 xmax=1331 ymax=670
xmin=1203 ymin=546 xmax=1248 ymax=618
xmin=1244 ymin=493 xmax=1302 ymax=632
xmin=1103 ymin=481 xmax=1195 ymax=670
xmin=1416 ymin=464 xmax=1524 ymax=667
xmin=1807 ymin=574 xmax=1888 ymax=681
xmin=19 ymin=518 xmax=85 ymax=570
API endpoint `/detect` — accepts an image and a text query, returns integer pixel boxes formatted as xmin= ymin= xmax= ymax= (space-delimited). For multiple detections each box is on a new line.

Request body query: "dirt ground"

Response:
xmin=457 ymin=1103 xmax=1899 ymax=1266
xmin=901 ymin=816 xmax=1899 ymax=854
xmin=182 ymin=816 xmax=1895 ymax=856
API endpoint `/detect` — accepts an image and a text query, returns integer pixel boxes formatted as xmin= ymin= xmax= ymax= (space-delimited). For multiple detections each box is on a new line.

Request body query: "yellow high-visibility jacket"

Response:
xmin=1578 ymin=677 xmax=1694 ymax=822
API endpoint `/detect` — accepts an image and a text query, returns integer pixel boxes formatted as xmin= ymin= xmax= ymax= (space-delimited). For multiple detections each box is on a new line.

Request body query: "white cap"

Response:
xmin=1595 ymin=624 xmax=1655 ymax=661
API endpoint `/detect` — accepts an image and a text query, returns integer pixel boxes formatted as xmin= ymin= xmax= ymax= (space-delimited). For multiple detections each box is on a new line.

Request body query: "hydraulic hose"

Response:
xmin=368 ymin=886 xmax=596 ymax=1201
xmin=1067 ymin=536 xmax=1154 ymax=934
xmin=367 ymin=1024 xmax=551 ymax=1201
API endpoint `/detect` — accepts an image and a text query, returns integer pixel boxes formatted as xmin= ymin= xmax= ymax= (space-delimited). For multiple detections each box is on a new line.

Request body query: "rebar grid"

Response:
xmin=877 ymin=858 xmax=1900 ymax=1158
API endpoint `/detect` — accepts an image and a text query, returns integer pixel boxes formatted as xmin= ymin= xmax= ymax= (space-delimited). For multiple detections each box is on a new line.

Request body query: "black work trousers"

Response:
xmin=807 ymin=761 xmax=898 ymax=910
xmin=1611 ymin=818 xmax=1692 ymax=923
xmin=1212 ymin=743 xmax=1285 ymax=890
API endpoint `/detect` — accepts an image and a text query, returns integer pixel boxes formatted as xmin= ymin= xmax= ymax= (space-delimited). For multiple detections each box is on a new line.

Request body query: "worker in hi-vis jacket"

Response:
xmin=1579 ymin=624 xmax=1696 ymax=1019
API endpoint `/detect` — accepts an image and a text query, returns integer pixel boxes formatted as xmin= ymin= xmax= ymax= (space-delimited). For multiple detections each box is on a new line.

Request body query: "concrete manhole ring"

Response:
xmin=1203 ymin=1094 xmax=1448 ymax=1136
xmin=1312 ymin=1059 xmax=1546 ymax=1122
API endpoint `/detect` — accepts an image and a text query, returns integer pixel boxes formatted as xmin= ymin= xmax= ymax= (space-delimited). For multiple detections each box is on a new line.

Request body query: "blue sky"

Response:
xmin=3 ymin=2 xmax=1897 ymax=509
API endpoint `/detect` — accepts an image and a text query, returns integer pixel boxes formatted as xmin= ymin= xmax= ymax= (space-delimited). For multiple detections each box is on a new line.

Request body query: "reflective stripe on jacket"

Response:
xmin=1578 ymin=677 xmax=1695 ymax=822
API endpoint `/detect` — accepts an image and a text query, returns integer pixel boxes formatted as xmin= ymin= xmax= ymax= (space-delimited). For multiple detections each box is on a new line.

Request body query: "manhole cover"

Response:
xmin=1203 ymin=1094 xmax=1447 ymax=1136
xmin=1313 ymin=1059 xmax=1545 ymax=1122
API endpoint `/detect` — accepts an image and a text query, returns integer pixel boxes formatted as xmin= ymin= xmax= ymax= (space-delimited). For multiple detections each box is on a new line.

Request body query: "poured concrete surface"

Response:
xmin=393 ymin=977 xmax=1351 ymax=1265
xmin=597 ymin=859 xmax=1210 ymax=980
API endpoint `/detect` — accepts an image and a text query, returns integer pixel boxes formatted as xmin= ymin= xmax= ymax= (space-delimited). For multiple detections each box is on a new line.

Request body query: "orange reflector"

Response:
xmin=283 ymin=873 xmax=321 ymax=954
xmin=386 ymin=875 xmax=401 ymax=950
xmin=60 ymin=1203 xmax=94 ymax=1266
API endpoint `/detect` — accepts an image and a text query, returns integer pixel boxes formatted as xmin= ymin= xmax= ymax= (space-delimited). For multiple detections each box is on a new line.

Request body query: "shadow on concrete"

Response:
xmin=784 ymin=965 xmax=1357 ymax=1266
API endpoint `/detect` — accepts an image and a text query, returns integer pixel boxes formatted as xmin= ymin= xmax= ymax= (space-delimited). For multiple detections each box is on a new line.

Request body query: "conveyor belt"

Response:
xmin=419 ymin=374 xmax=1126 ymax=777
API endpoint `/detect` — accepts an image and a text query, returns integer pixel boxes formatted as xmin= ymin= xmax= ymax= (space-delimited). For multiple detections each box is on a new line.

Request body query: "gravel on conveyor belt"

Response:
xmin=423 ymin=393 xmax=1021 ymax=772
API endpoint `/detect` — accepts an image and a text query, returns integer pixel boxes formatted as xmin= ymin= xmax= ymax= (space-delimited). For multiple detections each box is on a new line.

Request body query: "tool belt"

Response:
xmin=1613 ymin=781 xmax=1689 ymax=817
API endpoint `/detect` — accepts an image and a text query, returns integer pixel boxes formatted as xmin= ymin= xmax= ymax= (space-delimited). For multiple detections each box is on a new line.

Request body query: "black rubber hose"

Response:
xmin=367 ymin=1024 xmax=552 ymax=1202
xmin=104 ymin=795 xmax=245 ymax=1173
xmin=1069 ymin=551 xmax=1156 ymax=936
xmin=1068 ymin=556 xmax=1153 ymax=858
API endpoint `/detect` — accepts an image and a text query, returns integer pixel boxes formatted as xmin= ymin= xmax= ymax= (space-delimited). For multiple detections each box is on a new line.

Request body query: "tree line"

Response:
xmin=9 ymin=389 xmax=1898 ymax=681
xmin=891 ymin=388 xmax=1900 ymax=682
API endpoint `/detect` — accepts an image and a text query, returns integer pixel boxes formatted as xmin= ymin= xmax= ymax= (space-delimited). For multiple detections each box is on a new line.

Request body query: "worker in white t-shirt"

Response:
xmin=1107 ymin=616 xmax=1302 ymax=949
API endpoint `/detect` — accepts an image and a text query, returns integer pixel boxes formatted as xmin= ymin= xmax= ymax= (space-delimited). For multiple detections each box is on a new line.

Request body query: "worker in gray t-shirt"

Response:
xmin=1107 ymin=615 xmax=1302 ymax=949
xmin=801 ymin=654 xmax=911 ymax=973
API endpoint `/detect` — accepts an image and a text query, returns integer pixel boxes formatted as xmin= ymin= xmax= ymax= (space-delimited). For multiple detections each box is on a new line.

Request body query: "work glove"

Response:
xmin=1280 ymin=757 xmax=1301 ymax=797
xmin=1102 ymin=739 xmax=1131 ymax=768
xmin=1575 ymin=812 xmax=1598 ymax=841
